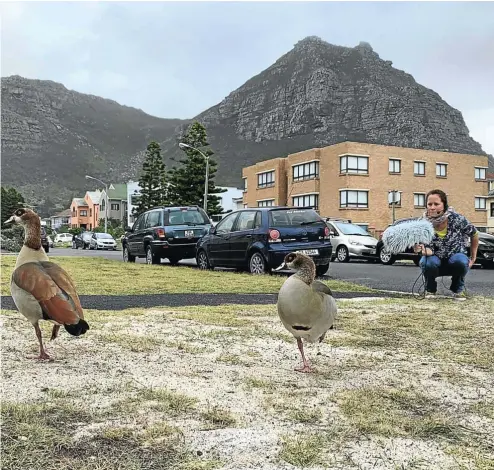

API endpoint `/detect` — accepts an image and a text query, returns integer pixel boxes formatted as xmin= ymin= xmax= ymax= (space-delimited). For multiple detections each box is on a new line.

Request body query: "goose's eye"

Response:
xmin=16 ymin=210 xmax=23 ymax=216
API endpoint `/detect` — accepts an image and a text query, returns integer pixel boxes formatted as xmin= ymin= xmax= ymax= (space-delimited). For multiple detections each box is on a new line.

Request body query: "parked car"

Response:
xmin=41 ymin=226 xmax=50 ymax=253
xmin=196 ymin=207 xmax=333 ymax=276
xmin=54 ymin=233 xmax=73 ymax=244
xmin=73 ymin=231 xmax=93 ymax=249
xmin=324 ymin=218 xmax=378 ymax=263
xmin=89 ymin=232 xmax=117 ymax=250
xmin=122 ymin=206 xmax=212 ymax=264
xmin=467 ymin=232 xmax=494 ymax=269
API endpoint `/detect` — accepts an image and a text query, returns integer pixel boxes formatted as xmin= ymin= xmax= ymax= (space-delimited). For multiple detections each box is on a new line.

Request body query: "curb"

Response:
xmin=0 ymin=291 xmax=408 ymax=311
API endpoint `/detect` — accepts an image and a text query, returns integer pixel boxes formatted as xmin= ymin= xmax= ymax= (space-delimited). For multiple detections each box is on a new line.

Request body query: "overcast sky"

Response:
xmin=1 ymin=1 xmax=493 ymax=155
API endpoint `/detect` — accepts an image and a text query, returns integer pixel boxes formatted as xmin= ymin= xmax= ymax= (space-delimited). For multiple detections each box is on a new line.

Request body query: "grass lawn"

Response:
xmin=0 ymin=255 xmax=373 ymax=296
xmin=2 ymin=296 xmax=493 ymax=469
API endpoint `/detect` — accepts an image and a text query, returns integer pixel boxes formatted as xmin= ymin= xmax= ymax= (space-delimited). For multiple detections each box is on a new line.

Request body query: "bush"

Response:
xmin=0 ymin=225 xmax=24 ymax=252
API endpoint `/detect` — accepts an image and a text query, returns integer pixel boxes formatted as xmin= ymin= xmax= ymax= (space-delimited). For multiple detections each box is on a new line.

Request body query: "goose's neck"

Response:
xmin=23 ymin=221 xmax=42 ymax=251
xmin=295 ymin=264 xmax=316 ymax=285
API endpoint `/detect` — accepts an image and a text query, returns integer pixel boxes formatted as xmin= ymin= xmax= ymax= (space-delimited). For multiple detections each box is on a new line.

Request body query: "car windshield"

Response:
xmin=334 ymin=222 xmax=370 ymax=236
xmin=268 ymin=209 xmax=322 ymax=226
xmin=167 ymin=209 xmax=209 ymax=226
xmin=96 ymin=233 xmax=113 ymax=239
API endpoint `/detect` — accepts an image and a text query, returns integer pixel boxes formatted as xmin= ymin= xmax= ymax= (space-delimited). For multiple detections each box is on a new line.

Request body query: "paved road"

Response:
xmin=43 ymin=248 xmax=493 ymax=297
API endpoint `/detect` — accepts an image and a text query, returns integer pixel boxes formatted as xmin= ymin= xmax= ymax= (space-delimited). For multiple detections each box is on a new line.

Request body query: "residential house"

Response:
xmin=99 ymin=183 xmax=128 ymax=227
xmin=126 ymin=180 xmax=141 ymax=228
xmin=70 ymin=191 xmax=102 ymax=230
xmin=210 ymin=186 xmax=244 ymax=222
xmin=242 ymin=141 xmax=490 ymax=234
xmin=50 ymin=209 xmax=72 ymax=230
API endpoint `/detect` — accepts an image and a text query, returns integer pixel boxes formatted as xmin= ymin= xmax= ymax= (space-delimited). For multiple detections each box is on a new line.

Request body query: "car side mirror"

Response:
xmin=209 ymin=226 xmax=216 ymax=235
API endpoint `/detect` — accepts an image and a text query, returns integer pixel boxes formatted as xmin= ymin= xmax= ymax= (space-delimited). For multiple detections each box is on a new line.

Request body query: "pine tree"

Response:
xmin=132 ymin=141 xmax=168 ymax=217
xmin=167 ymin=121 xmax=226 ymax=216
xmin=1 ymin=186 xmax=26 ymax=227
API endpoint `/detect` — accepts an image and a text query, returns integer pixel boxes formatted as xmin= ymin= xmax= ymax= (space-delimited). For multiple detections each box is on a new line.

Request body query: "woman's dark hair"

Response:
xmin=426 ymin=189 xmax=448 ymax=211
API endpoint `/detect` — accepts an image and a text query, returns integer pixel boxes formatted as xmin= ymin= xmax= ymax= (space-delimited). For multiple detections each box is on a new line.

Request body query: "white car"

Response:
xmin=89 ymin=232 xmax=117 ymax=250
xmin=54 ymin=233 xmax=73 ymax=244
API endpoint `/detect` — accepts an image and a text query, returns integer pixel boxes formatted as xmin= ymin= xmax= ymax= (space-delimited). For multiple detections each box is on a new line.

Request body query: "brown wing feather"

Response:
xmin=12 ymin=262 xmax=82 ymax=325
xmin=38 ymin=261 xmax=84 ymax=319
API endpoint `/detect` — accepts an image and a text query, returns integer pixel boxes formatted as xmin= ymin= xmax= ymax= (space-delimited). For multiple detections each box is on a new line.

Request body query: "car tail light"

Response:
xmin=156 ymin=228 xmax=166 ymax=238
xmin=324 ymin=226 xmax=330 ymax=238
xmin=268 ymin=229 xmax=281 ymax=243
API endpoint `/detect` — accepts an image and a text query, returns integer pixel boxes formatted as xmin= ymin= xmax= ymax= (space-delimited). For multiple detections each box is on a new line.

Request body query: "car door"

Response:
xmin=208 ymin=212 xmax=239 ymax=267
xmin=128 ymin=214 xmax=146 ymax=255
xmin=229 ymin=210 xmax=259 ymax=265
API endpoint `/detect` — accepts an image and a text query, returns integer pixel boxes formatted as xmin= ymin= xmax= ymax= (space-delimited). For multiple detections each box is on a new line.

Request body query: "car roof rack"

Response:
xmin=323 ymin=216 xmax=352 ymax=223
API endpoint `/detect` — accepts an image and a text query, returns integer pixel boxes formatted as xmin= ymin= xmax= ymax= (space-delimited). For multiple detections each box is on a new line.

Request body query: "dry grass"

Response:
xmin=2 ymin=296 xmax=494 ymax=469
xmin=0 ymin=254 xmax=371 ymax=295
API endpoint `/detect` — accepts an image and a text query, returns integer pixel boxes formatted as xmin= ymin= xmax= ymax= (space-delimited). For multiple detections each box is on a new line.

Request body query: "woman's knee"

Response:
xmin=448 ymin=253 xmax=469 ymax=269
xmin=419 ymin=255 xmax=441 ymax=271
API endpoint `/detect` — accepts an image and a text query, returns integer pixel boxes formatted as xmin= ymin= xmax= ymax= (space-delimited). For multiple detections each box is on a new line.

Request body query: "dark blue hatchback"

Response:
xmin=196 ymin=207 xmax=333 ymax=276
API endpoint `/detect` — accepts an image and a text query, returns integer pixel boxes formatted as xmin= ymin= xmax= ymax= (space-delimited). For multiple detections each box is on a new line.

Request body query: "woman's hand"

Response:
xmin=468 ymin=257 xmax=476 ymax=268
xmin=414 ymin=243 xmax=425 ymax=255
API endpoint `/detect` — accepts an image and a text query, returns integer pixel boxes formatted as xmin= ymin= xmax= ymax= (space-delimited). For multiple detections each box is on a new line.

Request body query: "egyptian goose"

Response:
xmin=4 ymin=208 xmax=89 ymax=360
xmin=275 ymin=252 xmax=337 ymax=373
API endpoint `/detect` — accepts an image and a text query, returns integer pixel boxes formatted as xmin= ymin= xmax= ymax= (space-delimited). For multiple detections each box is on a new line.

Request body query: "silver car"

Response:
xmin=325 ymin=219 xmax=379 ymax=263
xmin=89 ymin=232 xmax=117 ymax=250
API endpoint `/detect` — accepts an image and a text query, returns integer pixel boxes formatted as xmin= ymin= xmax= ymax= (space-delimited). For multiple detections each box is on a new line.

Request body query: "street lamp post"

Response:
xmin=85 ymin=175 xmax=108 ymax=233
xmin=178 ymin=142 xmax=210 ymax=213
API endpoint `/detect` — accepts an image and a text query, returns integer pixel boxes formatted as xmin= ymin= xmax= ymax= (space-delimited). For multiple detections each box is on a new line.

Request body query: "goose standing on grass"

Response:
xmin=275 ymin=252 xmax=337 ymax=373
xmin=4 ymin=208 xmax=89 ymax=360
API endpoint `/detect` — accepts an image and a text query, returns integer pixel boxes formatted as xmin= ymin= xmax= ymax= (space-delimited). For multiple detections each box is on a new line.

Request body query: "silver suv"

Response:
xmin=325 ymin=218 xmax=379 ymax=263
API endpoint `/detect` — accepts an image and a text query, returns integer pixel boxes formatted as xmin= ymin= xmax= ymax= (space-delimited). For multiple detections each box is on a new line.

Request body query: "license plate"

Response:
xmin=296 ymin=249 xmax=319 ymax=256
xmin=184 ymin=230 xmax=194 ymax=238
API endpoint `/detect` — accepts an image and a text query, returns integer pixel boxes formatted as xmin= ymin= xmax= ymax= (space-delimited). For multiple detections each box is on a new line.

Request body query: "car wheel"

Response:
xmin=316 ymin=263 xmax=329 ymax=277
xmin=249 ymin=252 xmax=268 ymax=275
xmin=336 ymin=245 xmax=349 ymax=263
xmin=379 ymin=249 xmax=395 ymax=265
xmin=168 ymin=256 xmax=180 ymax=266
xmin=146 ymin=245 xmax=160 ymax=265
xmin=197 ymin=250 xmax=213 ymax=270
xmin=44 ymin=245 xmax=50 ymax=254
xmin=123 ymin=246 xmax=136 ymax=263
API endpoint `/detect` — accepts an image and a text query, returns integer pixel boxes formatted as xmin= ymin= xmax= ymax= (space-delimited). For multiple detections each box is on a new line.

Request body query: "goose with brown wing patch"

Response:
xmin=275 ymin=252 xmax=337 ymax=373
xmin=4 ymin=208 xmax=89 ymax=360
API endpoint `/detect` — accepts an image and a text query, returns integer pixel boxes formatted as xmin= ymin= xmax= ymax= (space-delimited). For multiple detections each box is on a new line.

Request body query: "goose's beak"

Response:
xmin=4 ymin=216 xmax=15 ymax=225
xmin=274 ymin=262 xmax=288 ymax=272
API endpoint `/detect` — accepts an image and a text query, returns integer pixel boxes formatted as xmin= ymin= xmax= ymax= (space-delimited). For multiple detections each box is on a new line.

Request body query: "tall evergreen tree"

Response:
xmin=1 ymin=186 xmax=26 ymax=227
xmin=167 ymin=121 xmax=225 ymax=216
xmin=132 ymin=141 xmax=168 ymax=217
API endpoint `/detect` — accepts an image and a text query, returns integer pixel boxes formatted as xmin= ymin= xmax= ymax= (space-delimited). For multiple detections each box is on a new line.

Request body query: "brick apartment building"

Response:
xmin=242 ymin=141 xmax=490 ymax=234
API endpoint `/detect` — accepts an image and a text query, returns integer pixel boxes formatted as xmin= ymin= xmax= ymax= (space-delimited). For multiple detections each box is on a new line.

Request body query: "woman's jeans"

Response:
xmin=419 ymin=253 xmax=470 ymax=294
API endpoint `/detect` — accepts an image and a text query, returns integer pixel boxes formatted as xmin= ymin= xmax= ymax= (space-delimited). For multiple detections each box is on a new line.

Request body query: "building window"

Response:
xmin=475 ymin=197 xmax=487 ymax=210
xmin=130 ymin=194 xmax=140 ymax=205
xmin=257 ymin=199 xmax=275 ymax=207
xmin=89 ymin=208 xmax=92 ymax=217
xmin=111 ymin=203 xmax=120 ymax=211
xmin=293 ymin=161 xmax=319 ymax=181
xmin=340 ymin=155 xmax=369 ymax=174
xmin=388 ymin=190 xmax=402 ymax=207
xmin=243 ymin=178 xmax=248 ymax=191
xmin=257 ymin=171 xmax=275 ymax=188
xmin=436 ymin=163 xmax=448 ymax=178
xmin=414 ymin=193 xmax=426 ymax=208
xmin=475 ymin=167 xmax=486 ymax=180
xmin=292 ymin=194 xmax=319 ymax=210
xmin=389 ymin=159 xmax=401 ymax=174
xmin=80 ymin=210 xmax=87 ymax=216
xmin=491 ymin=202 xmax=494 ymax=217
xmin=339 ymin=190 xmax=369 ymax=209
xmin=414 ymin=161 xmax=425 ymax=176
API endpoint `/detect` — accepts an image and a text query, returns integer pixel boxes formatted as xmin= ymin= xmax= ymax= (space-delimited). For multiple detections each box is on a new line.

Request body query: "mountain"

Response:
xmin=0 ymin=75 xmax=189 ymax=214
xmin=1 ymin=36 xmax=491 ymax=215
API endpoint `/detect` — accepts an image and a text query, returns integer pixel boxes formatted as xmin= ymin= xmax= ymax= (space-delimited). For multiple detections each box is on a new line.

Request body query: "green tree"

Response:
xmin=1 ymin=186 xmax=26 ymax=227
xmin=167 ymin=121 xmax=225 ymax=216
xmin=132 ymin=141 xmax=168 ymax=217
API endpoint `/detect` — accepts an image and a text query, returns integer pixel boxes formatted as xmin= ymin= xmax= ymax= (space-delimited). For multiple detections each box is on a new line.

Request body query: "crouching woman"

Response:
xmin=414 ymin=189 xmax=479 ymax=300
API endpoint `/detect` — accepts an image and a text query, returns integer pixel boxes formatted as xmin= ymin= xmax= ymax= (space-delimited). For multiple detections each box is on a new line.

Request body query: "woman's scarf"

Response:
xmin=422 ymin=207 xmax=455 ymax=228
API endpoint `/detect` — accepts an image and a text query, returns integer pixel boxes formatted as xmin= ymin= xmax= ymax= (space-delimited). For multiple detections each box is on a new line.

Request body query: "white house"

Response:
xmin=50 ymin=209 xmax=72 ymax=230
xmin=126 ymin=180 xmax=141 ymax=228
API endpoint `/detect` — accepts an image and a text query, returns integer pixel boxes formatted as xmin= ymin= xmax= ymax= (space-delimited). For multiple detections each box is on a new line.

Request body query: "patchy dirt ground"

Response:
xmin=2 ymin=297 xmax=494 ymax=470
